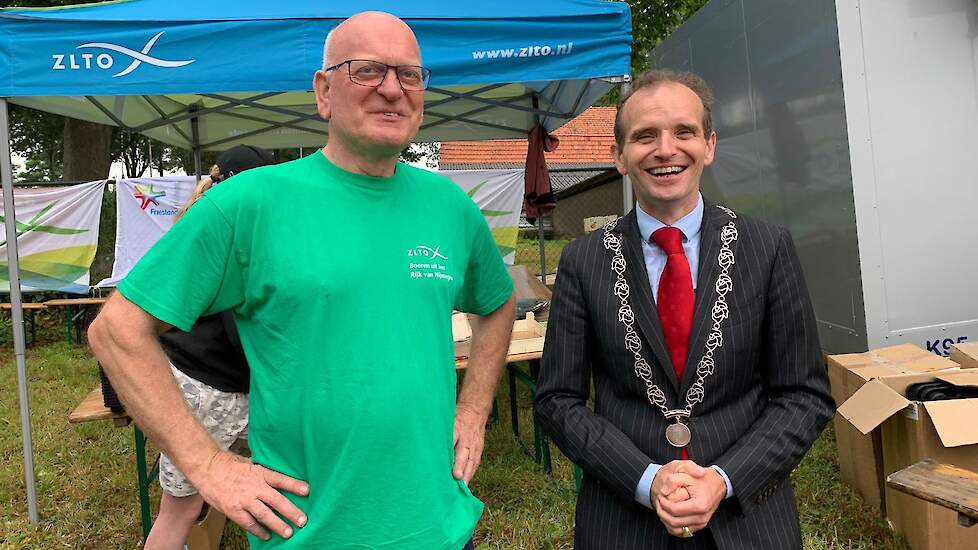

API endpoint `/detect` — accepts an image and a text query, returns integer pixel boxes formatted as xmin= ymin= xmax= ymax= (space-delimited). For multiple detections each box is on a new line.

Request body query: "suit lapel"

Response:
xmin=683 ymin=201 xmax=732 ymax=390
xmin=614 ymin=210 xmax=680 ymax=391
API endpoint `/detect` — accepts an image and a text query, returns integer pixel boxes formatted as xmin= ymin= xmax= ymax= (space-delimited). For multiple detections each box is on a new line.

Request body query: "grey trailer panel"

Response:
xmin=837 ymin=0 xmax=978 ymax=354
xmin=651 ymin=0 xmax=866 ymax=352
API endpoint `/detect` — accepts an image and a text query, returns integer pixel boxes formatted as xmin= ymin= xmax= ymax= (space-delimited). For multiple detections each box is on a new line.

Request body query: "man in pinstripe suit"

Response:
xmin=535 ymin=70 xmax=833 ymax=549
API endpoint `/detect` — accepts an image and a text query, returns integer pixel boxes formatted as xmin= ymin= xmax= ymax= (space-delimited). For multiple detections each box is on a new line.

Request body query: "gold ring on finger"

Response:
xmin=680 ymin=526 xmax=693 ymax=538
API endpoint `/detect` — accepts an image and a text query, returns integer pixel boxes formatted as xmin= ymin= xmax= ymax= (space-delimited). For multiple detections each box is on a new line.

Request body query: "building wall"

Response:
xmin=553 ymin=178 xmax=623 ymax=238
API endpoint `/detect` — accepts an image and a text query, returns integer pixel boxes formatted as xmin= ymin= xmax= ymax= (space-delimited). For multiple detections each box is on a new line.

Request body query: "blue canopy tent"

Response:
xmin=0 ymin=0 xmax=631 ymax=525
xmin=1 ymin=0 xmax=631 ymax=149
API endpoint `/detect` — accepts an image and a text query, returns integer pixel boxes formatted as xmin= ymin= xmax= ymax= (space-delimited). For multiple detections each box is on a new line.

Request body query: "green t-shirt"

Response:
xmin=119 ymin=151 xmax=513 ymax=549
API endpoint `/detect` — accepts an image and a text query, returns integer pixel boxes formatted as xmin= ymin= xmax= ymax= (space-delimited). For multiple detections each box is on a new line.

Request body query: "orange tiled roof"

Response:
xmin=439 ymin=106 xmax=616 ymax=165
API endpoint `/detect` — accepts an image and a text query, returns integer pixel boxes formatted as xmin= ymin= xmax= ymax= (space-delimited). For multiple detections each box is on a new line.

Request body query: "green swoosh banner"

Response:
xmin=0 ymin=180 xmax=105 ymax=293
xmin=442 ymin=169 xmax=524 ymax=265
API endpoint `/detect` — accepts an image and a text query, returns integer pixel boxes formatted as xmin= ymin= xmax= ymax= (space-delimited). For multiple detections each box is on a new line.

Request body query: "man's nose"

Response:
xmin=655 ymin=133 xmax=678 ymax=158
xmin=376 ymin=68 xmax=405 ymax=100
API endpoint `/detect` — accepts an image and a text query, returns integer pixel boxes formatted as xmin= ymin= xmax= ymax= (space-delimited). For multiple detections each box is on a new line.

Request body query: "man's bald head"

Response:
xmin=322 ymin=12 xmax=421 ymax=70
xmin=313 ymin=11 xmax=426 ymax=175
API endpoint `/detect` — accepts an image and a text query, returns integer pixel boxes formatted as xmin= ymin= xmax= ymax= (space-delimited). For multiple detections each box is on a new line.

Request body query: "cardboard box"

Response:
xmin=838 ymin=370 xmax=978 ymax=550
xmin=452 ymin=312 xmax=472 ymax=342
xmin=454 ymin=312 xmax=546 ymax=364
xmin=827 ymin=344 xmax=959 ymax=511
xmin=187 ymin=506 xmax=226 ymax=550
xmin=950 ymin=342 xmax=978 ymax=369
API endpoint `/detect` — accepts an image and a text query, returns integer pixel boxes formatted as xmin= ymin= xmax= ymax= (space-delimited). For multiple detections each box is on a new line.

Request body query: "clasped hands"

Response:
xmin=650 ymin=460 xmax=727 ymax=538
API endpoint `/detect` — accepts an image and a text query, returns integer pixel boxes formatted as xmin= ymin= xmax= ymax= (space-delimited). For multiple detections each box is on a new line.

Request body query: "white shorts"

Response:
xmin=158 ymin=364 xmax=249 ymax=497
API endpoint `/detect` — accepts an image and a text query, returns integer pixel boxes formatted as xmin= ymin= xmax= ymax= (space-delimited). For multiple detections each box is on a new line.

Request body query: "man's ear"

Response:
xmin=611 ymin=143 xmax=627 ymax=176
xmin=313 ymin=70 xmax=331 ymax=121
xmin=704 ymin=130 xmax=717 ymax=166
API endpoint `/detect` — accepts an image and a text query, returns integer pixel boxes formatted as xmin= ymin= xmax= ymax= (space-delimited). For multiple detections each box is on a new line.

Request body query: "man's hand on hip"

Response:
xmin=452 ymin=403 xmax=488 ymax=484
xmin=195 ymin=451 xmax=309 ymax=542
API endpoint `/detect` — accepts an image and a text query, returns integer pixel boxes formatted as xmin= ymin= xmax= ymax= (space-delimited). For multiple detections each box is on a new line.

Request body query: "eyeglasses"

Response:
xmin=324 ymin=59 xmax=431 ymax=91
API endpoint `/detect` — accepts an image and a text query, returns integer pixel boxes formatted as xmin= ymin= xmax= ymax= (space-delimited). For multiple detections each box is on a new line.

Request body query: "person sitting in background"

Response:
xmin=144 ymin=145 xmax=275 ymax=550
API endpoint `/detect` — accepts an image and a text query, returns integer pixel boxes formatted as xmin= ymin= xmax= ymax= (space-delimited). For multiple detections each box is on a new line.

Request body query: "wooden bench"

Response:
xmin=69 ymin=385 xmax=226 ymax=547
xmin=68 ymin=386 xmax=130 ymax=427
xmin=69 ymin=386 xmax=154 ymax=537
xmin=886 ymin=459 xmax=978 ymax=527
xmin=0 ymin=302 xmax=47 ymax=310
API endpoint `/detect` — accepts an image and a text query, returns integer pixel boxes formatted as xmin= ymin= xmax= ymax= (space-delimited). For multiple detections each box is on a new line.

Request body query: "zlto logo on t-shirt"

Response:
xmin=407 ymin=244 xmax=454 ymax=282
xmin=407 ymin=245 xmax=448 ymax=260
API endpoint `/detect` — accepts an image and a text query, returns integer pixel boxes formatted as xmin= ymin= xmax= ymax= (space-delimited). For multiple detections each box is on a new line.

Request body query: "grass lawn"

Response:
xmin=515 ymin=237 xmax=572 ymax=277
xmin=1 ymin=342 xmax=907 ymax=549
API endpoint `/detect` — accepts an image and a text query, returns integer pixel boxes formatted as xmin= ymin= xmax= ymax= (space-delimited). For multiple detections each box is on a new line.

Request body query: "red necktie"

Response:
xmin=652 ymin=227 xmax=695 ymax=458
xmin=651 ymin=227 xmax=695 ymax=381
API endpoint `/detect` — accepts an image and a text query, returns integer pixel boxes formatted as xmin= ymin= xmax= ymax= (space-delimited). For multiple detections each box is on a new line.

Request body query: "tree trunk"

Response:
xmin=62 ymin=117 xmax=115 ymax=283
xmin=62 ymin=118 xmax=113 ymax=181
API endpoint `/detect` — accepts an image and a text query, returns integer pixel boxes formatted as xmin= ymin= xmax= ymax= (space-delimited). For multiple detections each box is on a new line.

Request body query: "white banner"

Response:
xmin=440 ymin=169 xmax=524 ymax=264
xmin=98 ymin=170 xmax=524 ymax=287
xmin=0 ymin=180 xmax=105 ymax=294
xmin=98 ymin=176 xmax=197 ymax=287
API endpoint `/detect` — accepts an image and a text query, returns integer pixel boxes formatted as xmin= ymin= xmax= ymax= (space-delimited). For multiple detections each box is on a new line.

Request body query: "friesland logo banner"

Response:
xmin=97 ymin=176 xmax=196 ymax=288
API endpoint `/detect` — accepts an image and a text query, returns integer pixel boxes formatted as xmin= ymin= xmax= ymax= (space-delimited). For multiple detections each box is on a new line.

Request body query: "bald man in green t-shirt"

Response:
xmin=89 ymin=12 xmax=515 ymax=550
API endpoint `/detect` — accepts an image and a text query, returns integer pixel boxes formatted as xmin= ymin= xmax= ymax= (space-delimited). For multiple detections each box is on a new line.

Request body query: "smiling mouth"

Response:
xmin=379 ymin=112 xmax=401 ymax=118
xmin=646 ymin=165 xmax=688 ymax=178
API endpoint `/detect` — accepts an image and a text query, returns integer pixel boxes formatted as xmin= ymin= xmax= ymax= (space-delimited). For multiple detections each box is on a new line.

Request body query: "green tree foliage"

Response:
xmin=8 ymin=105 xmax=63 ymax=181
xmin=629 ymin=0 xmax=709 ymax=75
xmin=114 ymin=132 xmax=202 ymax=178
xmin=599 ymin=0 xmax=709 ymax=106
xmin=400 ymin=143 xmax=439 ymax=169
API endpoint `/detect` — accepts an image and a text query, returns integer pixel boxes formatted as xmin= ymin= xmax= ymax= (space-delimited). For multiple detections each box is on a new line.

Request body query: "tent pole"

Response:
xmin=620 ymin=77 xmax=633 ymax=214
xmin=0 ymin=98 xmax=40 ymax=525
xmin=190 ymin=106 xmax=202 ymax=182
xmin=147 ymin=138 xmax=154 ymax=177
xmin=537 ymin=217 xmax=546 ymax=284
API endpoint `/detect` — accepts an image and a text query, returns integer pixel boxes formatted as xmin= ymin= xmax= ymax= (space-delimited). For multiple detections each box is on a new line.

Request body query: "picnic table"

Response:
xmin=0 ymin=301 xmax=46 ymax=345
xmin=43 ymin=297 xmax=107 ymax=344
xmin=455 ymin=311 xmax=552 ymax=473
xmin=457 ymin=344 xmax=549 ymax=471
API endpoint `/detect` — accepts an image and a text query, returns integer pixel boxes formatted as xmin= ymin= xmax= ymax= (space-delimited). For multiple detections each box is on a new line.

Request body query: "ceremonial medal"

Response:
xmin=602 ymin=206 xmax=739 ymax=450
xmin=665 ymin=421 xmax=692 ymax=448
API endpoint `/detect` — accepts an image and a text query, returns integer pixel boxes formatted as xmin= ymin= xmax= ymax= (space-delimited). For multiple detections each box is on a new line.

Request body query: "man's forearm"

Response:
xmin=457 ymin=294 xmax=515 ymax=415
xmin=89 ymin=295 xmax=220 ymax=482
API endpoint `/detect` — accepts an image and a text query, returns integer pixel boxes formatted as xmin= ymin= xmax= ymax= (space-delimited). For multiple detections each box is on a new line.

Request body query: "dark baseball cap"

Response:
xmin=213 ymin=145 xmax=276 ymax=182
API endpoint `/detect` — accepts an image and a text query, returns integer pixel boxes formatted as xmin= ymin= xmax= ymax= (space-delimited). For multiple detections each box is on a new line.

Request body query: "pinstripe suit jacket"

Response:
xmin=535 ymin=202 xmax=833 ymax=550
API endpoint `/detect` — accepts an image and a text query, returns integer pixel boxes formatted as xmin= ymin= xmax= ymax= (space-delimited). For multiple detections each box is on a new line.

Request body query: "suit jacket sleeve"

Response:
xmin=714 ymin=227 xmax=834 ymax=512
xmin=535 ymin=238 xmax=653 ymax=502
